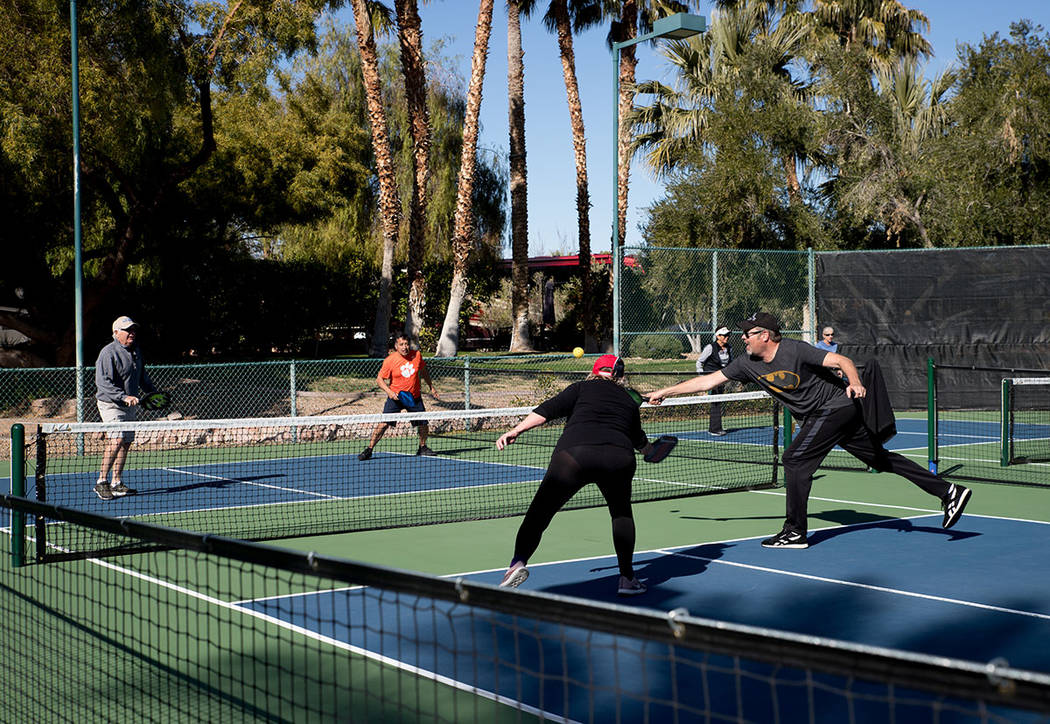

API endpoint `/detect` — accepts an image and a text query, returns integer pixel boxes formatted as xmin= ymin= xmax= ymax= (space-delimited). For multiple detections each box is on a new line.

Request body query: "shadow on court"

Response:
xmin=537 ymin=543 xmax=731 ymax=608
xmin=807 ymin=516 xmax=982 ymax=546
xmin=140 ymin=474 xmax=288 ymax=496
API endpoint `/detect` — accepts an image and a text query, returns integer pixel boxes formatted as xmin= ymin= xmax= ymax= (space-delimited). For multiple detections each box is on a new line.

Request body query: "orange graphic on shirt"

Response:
xmin=759 ymin=370 xmax=801 ymax=391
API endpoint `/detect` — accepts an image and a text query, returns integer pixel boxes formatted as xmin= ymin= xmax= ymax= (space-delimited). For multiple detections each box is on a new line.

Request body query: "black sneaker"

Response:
xmin=761 ymin=529 xmax=809 ymax=549
xmin=110 ymin=482 xmax=136 ymax=497
xmin=357 ymin=447 xmax=373 ymax=461
xmin=94 ymin=481 xmax=114 ymax=501
xmin=416 ymin=445 xmax=437 ymax=457
xmin=941 ymin=484 xmax=972 ymax=529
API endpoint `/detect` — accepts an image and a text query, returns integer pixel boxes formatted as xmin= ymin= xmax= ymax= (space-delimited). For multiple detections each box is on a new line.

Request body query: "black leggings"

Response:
xmin=513 ymin=444 xmax=637 ymax=578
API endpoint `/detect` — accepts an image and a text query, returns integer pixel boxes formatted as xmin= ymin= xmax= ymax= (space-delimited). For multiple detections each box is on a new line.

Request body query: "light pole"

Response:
xmin=71 ymin=0 xmax=85 ymax=425
xmin=611 ymin=12 xmax=705 ymax=355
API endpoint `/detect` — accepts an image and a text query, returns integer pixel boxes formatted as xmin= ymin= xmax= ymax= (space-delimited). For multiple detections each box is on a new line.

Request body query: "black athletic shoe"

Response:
xmin=941 ymin=484 xmax=972 ymax=529
xmin=761 ymin=529 xmax=809 ymax=549
xmin=416 ymin=445 xmax=437 ymax=457
xmin=357 ymin=447 xmax=373 ymax=461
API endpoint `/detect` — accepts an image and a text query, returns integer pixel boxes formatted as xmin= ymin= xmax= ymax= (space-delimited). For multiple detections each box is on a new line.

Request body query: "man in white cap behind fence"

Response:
xmin=695 ymin=326 xmax=733 ymax=435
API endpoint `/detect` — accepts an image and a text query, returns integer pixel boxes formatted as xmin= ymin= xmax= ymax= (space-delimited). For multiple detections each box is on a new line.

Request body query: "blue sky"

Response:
xmin=332 ymin=1 xmax=1048 ymax=256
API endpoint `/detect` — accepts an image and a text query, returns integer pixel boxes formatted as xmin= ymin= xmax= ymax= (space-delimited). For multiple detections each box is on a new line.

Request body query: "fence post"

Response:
xmin=10 ymin=424 xmax=25 ymax=568
xmin=807 ymin=248 xmax=816 ymax=344
xmin=711 ymin=250 xmax=719 ymax=332
xmin=464 ymin=358 xmax=471 ymax=412
xmin=290 ymin=360 xmax=297 ymax=417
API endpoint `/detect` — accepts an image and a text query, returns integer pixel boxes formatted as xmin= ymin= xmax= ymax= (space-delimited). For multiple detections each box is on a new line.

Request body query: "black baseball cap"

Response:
xmin=738 ymin=312 xmax=781 ymax=334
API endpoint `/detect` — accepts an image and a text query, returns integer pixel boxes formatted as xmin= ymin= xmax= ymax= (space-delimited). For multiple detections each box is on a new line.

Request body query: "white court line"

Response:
xmin=75 ymin=553 xmax=571 ymax=723
xmin=654 ymin=545 xmax=1050 ymax=622
xmin=160 ymin=467 xmax=341 ymax=499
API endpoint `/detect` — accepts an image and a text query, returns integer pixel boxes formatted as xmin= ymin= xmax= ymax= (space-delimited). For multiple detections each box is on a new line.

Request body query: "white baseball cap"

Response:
xmin=715 ymin=327 xmax=730 ymax=336
xmin=112 ymin=316 xmax=139 ymax=332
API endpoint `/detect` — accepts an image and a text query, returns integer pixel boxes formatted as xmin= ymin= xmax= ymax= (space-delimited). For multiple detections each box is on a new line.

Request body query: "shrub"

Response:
xmin=627 ymin=334 xmax=686 ymax=359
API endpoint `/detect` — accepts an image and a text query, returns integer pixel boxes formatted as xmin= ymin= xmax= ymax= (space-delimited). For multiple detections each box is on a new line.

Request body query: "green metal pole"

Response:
xmin=464 ymin=357 xmax=471 ymax=412
xmin=711 ymin=250 xmax=719 ymax=333
xmin=927 ymin=356 xmax=937 ymax=474
xmin=11 ymin=424 xmax=25 ymax=568
xmin=1000 ymin=378 xmax=1010 ymax=467
xmin=807 ymin=248 xmax=816 ymax=343
xmin=782 ymin=406 xmax=793 ymax=449
xmin=71 ymin=0 xmax=84 ymax=426
xmin=611 ymin=44 xmax=622 ymax=356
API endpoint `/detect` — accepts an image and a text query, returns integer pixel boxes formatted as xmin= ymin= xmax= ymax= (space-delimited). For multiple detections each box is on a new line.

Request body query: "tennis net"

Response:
xmin=4 ymin=495 xmax=1049 ymax=722
xmin=19 ymin=391 xmax=781 ymax=560
xmin=931 ymin=364 xmax=1050 ymax=488
xmin=1004 ymin=377 xmax=1050 ymax=466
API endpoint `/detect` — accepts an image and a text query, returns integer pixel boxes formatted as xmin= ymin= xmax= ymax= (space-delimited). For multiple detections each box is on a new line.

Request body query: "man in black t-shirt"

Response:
xmin=649 ymin=312 xmax=972 ymax=549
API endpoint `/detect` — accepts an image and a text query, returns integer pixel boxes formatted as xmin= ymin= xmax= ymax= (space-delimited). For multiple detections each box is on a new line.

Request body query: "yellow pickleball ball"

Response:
xmin=573 ymin=347 xmax=584 ymax=358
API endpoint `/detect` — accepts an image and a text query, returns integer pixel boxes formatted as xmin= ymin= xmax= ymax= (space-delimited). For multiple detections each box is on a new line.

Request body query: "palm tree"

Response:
xmin=543 ymin=0 xmax=603 ymax=349
xmin=808 ymin=0 xmax=931 ymax=72
xmin=350 ymin=0 xmax=402 ymax=356
xmin=436 ymin=0 xmax=497 ymax=357
xmin=394 ymin=0 xmax=431 ymax=342
xmin=830 ymin=58 xmax=955 ymax=247
xmin=632 ymin=2 xmax=814 ymax=202
xmin=508 ymin=0 xmax=534 ymax=351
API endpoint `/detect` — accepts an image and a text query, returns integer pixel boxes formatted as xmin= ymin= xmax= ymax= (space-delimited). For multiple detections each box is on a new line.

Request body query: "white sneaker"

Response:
xmin=499 ymin=561 xmax=529 ymax=588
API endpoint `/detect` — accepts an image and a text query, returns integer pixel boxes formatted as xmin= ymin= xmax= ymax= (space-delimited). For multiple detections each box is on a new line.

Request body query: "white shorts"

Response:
xmin=97 ymin=400 xmax=137 ymax=441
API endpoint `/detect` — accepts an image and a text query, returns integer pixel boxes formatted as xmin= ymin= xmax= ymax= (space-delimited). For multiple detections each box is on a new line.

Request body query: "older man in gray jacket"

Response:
xmin=94 ymin=315 xmax=156 ymax=500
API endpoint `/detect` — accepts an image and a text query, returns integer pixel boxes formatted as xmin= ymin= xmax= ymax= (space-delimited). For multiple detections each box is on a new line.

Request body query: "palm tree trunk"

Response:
xmin=351 ymin=0 xmax=401 ymax=357
xmin=395 ymin=0 xmax=431 ymax=343
xmin=616 ymin=0 xmax=638 ymax=248
xmin=508 ymin=0 xmax=533 ymax=352
xmin=551 ymin=0 xmax=595 ymax=349
xmin=436 ymin=0 xmax=495 ymax=358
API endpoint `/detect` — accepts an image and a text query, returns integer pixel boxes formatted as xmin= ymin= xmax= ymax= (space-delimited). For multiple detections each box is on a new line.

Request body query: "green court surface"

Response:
xmin=282 ymin=466 xmax=1050 ymax=576
xmin=5 ymin=439 xmax=1050 ymax=721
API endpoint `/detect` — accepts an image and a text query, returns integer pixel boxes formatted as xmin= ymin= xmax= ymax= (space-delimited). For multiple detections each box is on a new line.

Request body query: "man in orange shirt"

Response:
xmin=358 ymin=333 xmax=440 ymax=460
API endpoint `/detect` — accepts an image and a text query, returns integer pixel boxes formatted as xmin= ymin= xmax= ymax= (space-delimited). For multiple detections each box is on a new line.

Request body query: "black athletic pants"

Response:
xmin=513 ymin=444 xmax=637 ymax=578
xmin=782 ymin=402 xmax=952 ymax=536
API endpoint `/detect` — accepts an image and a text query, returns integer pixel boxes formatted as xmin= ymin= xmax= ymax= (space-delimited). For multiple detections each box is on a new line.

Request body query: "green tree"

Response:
xmin=925 ymin=21 xmax=1050 ymax=246
xmin=0 ymin=0 xmax=337 ymax=364
xmin=821 ymin=49 xmax=954 ymax=247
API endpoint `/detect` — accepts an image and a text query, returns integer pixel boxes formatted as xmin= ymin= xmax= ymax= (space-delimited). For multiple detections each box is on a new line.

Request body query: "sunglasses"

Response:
xmin=742 ymin=329 xmax=766 ymax=339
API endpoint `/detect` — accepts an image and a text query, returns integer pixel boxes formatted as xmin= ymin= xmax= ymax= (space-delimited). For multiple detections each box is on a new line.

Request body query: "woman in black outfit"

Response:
xmin=495 ymin=354 xmax=653 ymax=596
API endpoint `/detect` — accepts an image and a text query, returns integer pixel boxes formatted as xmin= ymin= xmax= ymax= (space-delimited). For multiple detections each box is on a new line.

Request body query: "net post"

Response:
xmin=10 ymin=424 xmax=25 ymax=568
xmin=1000 ymin=378 xmax=1010 ymax=467
xmin=927 ymin=357 xmax=937 ymax=474
xmin=782 ymin=406 xmax=792 ymax=449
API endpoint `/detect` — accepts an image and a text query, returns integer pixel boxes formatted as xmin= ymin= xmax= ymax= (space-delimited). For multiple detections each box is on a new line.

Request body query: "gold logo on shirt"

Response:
xmin=759 ymin=371 xmax=801 ymax=391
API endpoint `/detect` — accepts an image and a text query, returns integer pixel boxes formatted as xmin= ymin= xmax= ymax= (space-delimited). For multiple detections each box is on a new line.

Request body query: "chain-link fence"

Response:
xmin=621 ymin=246 xmax=816 ymax=357
xmin=0 ymin=355 xmax=629 ymax=458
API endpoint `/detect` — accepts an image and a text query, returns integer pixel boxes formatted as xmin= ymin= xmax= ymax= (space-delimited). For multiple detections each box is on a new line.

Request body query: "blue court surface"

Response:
xmin=237 ymin=513 xmax=1050 ymax=722
xmin=17 ymin=452 xmax=545 ymax=521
